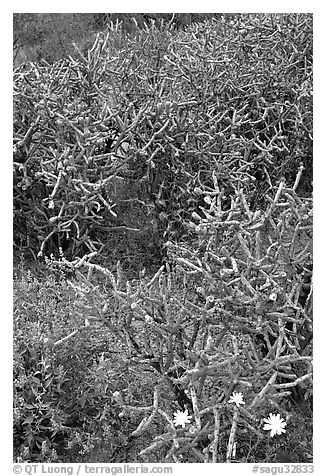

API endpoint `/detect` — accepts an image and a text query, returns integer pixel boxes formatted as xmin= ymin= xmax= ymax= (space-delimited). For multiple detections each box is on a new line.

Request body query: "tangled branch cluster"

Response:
xmin=13 ymin=14 xmax=312 ymax=462
xmin=14 ymin=14 xmax=312 ymax=263
xmin=50 ymin=163 xmax=312 ymax=461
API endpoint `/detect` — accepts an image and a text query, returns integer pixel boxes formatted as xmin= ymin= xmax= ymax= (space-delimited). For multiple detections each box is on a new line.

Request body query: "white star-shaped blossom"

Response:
xmin=228 ymin=392 xmax=245 ymax=407
xmin=173 ymin=409 xmax=192 ymax=428
xmin=263 ymin=413 xmax=287 ymax=437
xmin=268 ymin=292 xmax=278 ymax=301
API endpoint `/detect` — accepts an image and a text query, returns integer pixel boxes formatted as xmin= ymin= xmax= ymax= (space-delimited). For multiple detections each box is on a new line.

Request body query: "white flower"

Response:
xmin=268 ymin=292 xmax=277 ymax=301
xmin=173 ymin=409 xmax=192 ymax=428
xmin=145 ymin=314 xmax=154 ymax=324
xmin=228 ymin=392 xmax=245 ymax=407
xmin=263 ymin=413 xmax=287 ymax=437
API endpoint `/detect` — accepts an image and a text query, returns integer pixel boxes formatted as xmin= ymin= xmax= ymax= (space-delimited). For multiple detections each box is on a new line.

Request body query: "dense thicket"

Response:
xmin=13 ymin=14 xmax=312 ymax=266
xmin=13 ymin=14 xmax=313 ymax=464
xmin=13 ymin=13 xmax=227 ymax=66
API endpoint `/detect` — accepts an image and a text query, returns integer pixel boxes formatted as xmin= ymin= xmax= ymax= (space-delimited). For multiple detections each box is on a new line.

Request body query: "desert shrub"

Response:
xmin=13 ymin=14 xmax=312 ymax=268
xmin=47 ymin=167 xmax=312 ymax=462
xmin=13 ymin=13 xmax=103 ymax=66
xmin=13 ymin=268 xmax=73 ymax=461
xmin=13 ymin=13 xmax=232 ymax=67
xmin=13 ymin=264 xmax=169 ymax=463
xmin=13 ymin=13 xmax=313 ymax=464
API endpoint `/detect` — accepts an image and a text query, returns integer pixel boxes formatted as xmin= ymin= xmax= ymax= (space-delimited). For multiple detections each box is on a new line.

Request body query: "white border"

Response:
xmin=2 ymin=3 xmax=324 ymax=474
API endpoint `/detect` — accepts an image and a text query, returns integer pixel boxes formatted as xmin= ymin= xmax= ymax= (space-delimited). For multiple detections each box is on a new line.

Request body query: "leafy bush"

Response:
xmin=14 ymin=260 xmax=179 ymax=463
